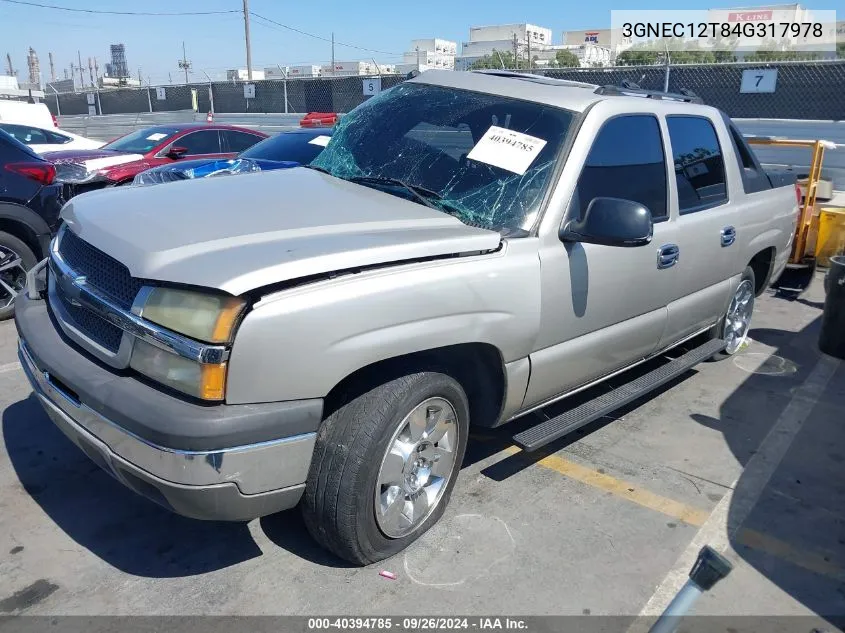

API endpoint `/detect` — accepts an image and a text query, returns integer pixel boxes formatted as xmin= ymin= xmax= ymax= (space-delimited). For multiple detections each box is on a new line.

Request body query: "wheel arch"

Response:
xmin=747 ymin=247 xmax=776 ymax=296
xmin=0 ymin=203 xmax=49 ymax=260
xmin=323 ymin=342 xmax=507 ymax=429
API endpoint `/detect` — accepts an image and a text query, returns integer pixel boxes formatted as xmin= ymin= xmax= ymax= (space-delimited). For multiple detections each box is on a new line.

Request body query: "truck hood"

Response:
xmin=60 ymin=168 xmax=502 ymax=295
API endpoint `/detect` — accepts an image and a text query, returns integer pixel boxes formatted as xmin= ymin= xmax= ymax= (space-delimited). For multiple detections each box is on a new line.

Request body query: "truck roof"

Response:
xmin=411 ymin=69 xmax=710 ymax=115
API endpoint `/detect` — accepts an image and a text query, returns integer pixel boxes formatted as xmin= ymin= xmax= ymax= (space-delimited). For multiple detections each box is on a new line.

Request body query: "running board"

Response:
xmin=513 ymin=338 xmax=727 ymax=452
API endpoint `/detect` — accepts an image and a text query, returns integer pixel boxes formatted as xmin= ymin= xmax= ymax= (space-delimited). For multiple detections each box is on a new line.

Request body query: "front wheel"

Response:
xmin=301 ymin=371 xmax=469 ymax=565
xmin=708 ymin=266 xmax=756 ymax=360
xmin=0 ymin=232 xmax=37 ymax=321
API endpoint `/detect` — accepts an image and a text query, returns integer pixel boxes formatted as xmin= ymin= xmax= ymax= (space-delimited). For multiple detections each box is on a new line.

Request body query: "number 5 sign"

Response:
xmin=363 ymin=78 xmax=381 ymax=96
xmin=740 ymin=68 xmax=778 ymax=93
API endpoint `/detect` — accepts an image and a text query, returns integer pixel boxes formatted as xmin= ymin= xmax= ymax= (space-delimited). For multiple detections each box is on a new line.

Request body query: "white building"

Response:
xmin=403 ymin=38 xmax=457 ymax=71
xmin=321 ymin=61 xmax=395 ymax=76
xmin=457 ymin=23 xmax=554 ymax=69
xmin=286 ymin=65 xmax=323 ymax=78
xmin=226 ymin=69 xmax=265 ymax=81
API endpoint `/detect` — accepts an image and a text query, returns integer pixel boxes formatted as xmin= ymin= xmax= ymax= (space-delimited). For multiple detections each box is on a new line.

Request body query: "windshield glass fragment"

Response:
xmin=310 ymin=83 xmax=574 ymax=232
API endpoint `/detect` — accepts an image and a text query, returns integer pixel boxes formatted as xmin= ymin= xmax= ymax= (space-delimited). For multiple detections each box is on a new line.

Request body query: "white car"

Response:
xmin=0 ymin=121 xmax=104 ymax=153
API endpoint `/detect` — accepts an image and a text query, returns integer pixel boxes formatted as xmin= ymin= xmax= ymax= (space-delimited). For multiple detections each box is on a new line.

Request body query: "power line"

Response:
xmin=249 ymin=12 xmax=401 ymax=56
xmin=0 ymin=0 xmax=239 ymax=16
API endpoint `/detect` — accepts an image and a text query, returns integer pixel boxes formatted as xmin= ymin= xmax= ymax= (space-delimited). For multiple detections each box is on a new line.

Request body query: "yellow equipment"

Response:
xmin=746 ymin=137 xmax=839 ymax=296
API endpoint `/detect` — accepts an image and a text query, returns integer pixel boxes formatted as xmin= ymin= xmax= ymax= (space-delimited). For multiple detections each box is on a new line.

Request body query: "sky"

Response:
xmin=0 ymin=0 xmax=841 ymax=85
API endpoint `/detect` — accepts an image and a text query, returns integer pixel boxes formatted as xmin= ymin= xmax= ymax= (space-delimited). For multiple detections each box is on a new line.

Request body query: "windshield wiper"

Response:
xmin=348 ymin=175 xmax=446 ymax=212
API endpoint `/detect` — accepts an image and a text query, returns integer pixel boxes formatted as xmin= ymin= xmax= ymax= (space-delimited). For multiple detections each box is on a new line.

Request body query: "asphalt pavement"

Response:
xmin=0 ymin=274 xmax=842 ymax=627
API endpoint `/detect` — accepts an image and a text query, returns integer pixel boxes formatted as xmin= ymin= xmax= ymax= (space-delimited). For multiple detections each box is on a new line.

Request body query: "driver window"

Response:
xmin=571 ymin=114 xmax=668 ymax=222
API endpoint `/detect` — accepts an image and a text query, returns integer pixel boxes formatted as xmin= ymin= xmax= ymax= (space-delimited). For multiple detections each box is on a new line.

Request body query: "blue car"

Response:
xmin=133 ymin=127 xmax=333 ymax=186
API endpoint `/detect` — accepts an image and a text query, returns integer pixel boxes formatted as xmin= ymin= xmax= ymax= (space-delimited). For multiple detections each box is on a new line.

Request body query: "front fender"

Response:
xmin=225 ymin=241 xmax=542 ymax=404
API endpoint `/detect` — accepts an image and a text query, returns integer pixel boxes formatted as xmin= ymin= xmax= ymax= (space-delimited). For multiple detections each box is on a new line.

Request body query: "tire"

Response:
xmin=301 ymin=371 xmax=470 ymax=565
xmin=0 ymin=231 xmax=37 ymax=321
xmin=708 ymin=266 xmax=756 ymax=361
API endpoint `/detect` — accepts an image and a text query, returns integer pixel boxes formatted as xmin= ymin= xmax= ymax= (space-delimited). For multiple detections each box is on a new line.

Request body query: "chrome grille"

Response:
xmin=55 ymin=288 xmax=123 ymax=353
xmin=58 ymin=229 xmax=143 ymax=309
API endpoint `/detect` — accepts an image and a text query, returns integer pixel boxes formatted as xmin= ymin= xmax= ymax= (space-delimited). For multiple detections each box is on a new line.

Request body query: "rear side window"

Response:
xmin=666 ymin=116 xmax=728 ymax=213
xmin=224 ymin=130 xmax=264 ymax=153
xmin=726 ymin=123 xmax=770 ymax=195
xmin=0 ymin=123 xmax=49 ymax=144
xmin=573 ymin=114 xmax=668 ymax=221
xmin=176 ymin=130 xmax=222 ymax=155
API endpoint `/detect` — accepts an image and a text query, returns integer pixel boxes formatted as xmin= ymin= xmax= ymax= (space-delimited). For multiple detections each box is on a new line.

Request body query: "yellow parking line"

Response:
xmin=501 ymin=446 xmax=710 ymax=526
xmin=736 ymin=528 xmax=845 ymax=582
xmin=496 ymin=445 xmax=845 ymax=582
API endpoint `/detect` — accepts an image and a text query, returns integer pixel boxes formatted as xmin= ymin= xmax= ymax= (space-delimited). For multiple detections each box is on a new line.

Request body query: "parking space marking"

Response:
xmin=632 ymin=353 xmax=841 ymax=621
xmin=736 ymin=528 xmax=845 ymax=582
xmin=501 ymin=446 xmax=711 ymax=527
xmin=0 ymin=362 xmax=21 ymax=374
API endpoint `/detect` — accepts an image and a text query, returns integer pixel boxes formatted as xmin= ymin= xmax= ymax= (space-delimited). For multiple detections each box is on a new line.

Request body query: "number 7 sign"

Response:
xmin=740 ymin=68 xmax=778 ymax=93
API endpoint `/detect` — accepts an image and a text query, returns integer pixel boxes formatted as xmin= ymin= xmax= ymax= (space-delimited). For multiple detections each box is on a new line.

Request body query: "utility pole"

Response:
xmin=242 ymin=0 xmax=253 ymax=80
xmin=63 ymin=68 xmax=68 ymax=80
xmin=94 ymin=56 xmax=99 ymax=82
xmin=48 ymin=52 xmax=55 ymax=81
xmin=88 ymin=57 xmax=94 ymax=87
xmin=512 ymin=33 xmax=518 ymax=69
xmin=168 ymin=72 xmax=173 ymax=84
xmin=4 ymin=53 xmax=13 ymax=77
xmin=77 ymin=50 xmax=84 ymax=88
xmin=178 ymin=41 xmax=192 ymax=84
xmin=138 ymin=67 xmax=142 ymax=83
xmin=415 ymin=46 xmax=420 ymax=71
xmin=527 ymin=36 xmax=531 ymax=69
xmin=331 ymin=32 xmax=335 ymax=76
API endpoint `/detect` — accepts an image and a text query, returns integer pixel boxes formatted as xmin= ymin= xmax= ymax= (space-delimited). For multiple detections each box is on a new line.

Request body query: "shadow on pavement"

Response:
xmin=1 ymin=395 xmax=263 ymax=578
xmin=691 ymin=293 xmax=845 ymax=621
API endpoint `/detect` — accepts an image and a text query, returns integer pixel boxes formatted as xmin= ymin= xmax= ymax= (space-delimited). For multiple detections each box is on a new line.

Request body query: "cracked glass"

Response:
xmin=310 ymin=82 xmax=575 ymax=233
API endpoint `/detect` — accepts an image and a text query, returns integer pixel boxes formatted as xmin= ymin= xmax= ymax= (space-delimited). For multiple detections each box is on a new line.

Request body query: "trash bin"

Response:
xmin=819 ymin=255 xmax=845 ymax=359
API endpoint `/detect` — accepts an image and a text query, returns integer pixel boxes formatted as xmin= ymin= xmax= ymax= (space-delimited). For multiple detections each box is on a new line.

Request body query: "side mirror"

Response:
xmin=166 ymin=146 xmax=188 ymax=159
xmin=560 ymin=197 xmax=653 ymax=247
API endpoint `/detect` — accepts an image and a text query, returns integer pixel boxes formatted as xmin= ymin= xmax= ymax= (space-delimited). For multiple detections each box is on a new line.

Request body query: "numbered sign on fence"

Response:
xmin=244 ymin=83 xmax=255 ymax=99
xmin=86 ymin=93 xmax=95 ymax=105
xmin=363 ymin=78 xmax=381 ymax=96
xmin=740 ymin=69 xmax=778 ymax=94
xmin=156 ymin=87 xmax=167 ymax=101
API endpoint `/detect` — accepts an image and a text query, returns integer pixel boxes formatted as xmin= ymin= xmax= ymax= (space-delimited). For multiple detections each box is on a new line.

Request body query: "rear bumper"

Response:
xmin=15 ymin=289 xmax=322 ymax=521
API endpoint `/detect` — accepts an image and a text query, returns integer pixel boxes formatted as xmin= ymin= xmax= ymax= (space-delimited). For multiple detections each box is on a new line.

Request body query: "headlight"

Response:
xmin=140 ymin=287 xmax=246 ymax=343
xmin=130 ymin=339 xmax=227 ymax=401
xmin=130 ymin=286 xmax=246 ymax=401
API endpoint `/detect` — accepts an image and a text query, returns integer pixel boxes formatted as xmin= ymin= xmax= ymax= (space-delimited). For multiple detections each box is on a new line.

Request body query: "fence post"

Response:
xmin=277 ymin=64 xmax=288 ymax=114
xmin=50 ymin=85 xmax=61 ymax=117
xmin=201 ymin=71 xmax=215 ymax=114
xmin=95 ymin=85 xmax=102 ymax=115
xmin=146 ymin=86 xmax=153 ymax=113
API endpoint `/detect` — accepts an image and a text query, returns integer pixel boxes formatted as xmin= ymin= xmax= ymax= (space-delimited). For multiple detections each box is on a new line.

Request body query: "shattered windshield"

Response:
xmin=310 ymin=82 xmax=574 ymax=232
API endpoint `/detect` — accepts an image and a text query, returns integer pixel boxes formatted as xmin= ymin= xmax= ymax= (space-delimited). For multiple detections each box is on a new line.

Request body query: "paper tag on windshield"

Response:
xmin=146 ymin=133 xmax=168 ymax=141
xmin=466 ymin=126 xmax=547 ymax=175
xmin=308 ymin=135 xmax=332 ymax=147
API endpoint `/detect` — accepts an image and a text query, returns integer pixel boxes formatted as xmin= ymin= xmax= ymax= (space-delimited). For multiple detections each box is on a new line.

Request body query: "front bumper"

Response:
xmin=15 ymin=289 xmax=323 ymax=521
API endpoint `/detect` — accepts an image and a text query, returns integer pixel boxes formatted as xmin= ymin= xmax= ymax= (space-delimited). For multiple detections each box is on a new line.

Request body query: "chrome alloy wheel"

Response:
xmin=0 ymin=246 xmax=27 ymax=311
xmin=374 ymin=397 xmax=459 ymax=539
xmin=724 ymin=279 xmax=755 ymax=354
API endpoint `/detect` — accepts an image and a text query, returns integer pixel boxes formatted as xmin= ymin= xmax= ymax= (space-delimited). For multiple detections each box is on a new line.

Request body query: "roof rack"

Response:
xmin=472 ymin=69 xmax=597 ymax=89
xmin=594 ymin=82 xmax=704 ymax=104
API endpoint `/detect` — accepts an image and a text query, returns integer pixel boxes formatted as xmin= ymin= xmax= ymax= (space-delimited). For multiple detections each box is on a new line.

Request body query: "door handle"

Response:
xmin=657 ymin=244 xmax=680 ymax=269
xmin=721 ymin=226 xmax=737 ymax=247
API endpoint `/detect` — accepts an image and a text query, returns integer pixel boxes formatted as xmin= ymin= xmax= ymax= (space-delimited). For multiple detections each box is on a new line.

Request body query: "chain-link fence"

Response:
xmin=45 ymin=59 xmax=845 ymax=121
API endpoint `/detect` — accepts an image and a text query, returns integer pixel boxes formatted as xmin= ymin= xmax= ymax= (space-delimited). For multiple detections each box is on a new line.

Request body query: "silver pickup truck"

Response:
xmin=14 ymin=70 xmax=798 ymax=565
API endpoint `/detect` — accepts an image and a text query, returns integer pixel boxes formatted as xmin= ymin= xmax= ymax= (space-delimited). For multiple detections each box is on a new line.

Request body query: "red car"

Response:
xmin=45 ymin=123 xmax=268 ymax=192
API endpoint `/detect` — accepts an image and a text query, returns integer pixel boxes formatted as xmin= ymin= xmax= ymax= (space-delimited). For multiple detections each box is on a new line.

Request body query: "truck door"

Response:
xmin=524 ymin=113 xmax=677 ymax=409
xmin=658 ymin=114 xmax=740 ymax=348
